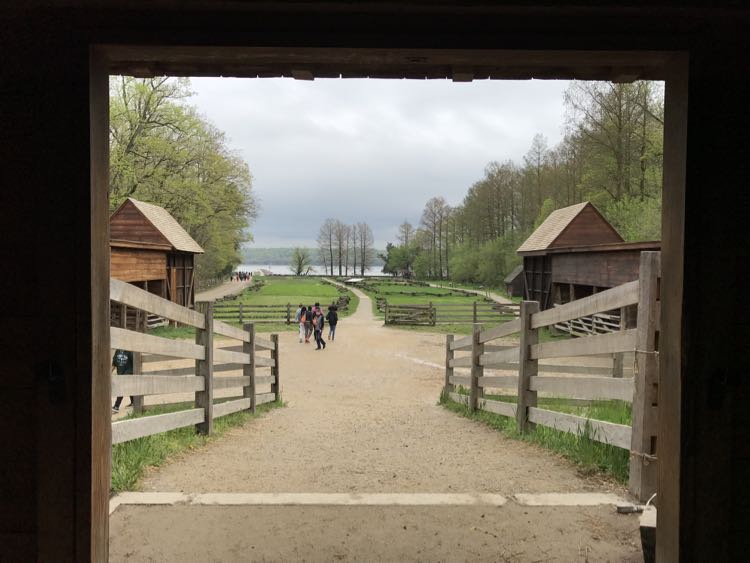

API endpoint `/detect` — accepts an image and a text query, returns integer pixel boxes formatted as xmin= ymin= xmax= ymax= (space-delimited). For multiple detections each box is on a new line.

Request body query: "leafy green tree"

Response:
xmin=289 ymin=247 xmax=313 ymax=275
xmin=109 ymin=76 xmax=257 ymax=281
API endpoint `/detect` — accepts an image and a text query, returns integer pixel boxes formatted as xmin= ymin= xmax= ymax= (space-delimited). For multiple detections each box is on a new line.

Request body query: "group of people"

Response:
xmin=231 ymin=271 xmax=251 ymax=282
xmin=295 ymin=303 xmax=339 ymax=350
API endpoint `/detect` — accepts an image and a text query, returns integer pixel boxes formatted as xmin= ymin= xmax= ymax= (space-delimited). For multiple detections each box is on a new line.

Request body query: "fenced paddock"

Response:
xmin=110 ymin=278 xmax=280 ymax=444
xmin=384 ymin=301 xmax=520 ymax=326
xmin=443 ymin=252 xmax=660 ymax=501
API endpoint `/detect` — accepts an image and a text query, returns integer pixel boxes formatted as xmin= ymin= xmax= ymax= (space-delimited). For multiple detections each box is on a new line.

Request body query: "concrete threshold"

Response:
xmin=110 ymin=491 xmax=627 ymax=515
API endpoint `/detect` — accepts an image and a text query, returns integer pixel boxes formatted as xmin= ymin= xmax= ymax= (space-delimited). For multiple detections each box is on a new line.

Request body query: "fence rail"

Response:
xmin=384 ymin=301 xmax=520 ymax=326
xmin=443 ymin=251 xmax=660 ymax=502
xmin=213 ymin=294 xmax=351 ymax=324
xmin=110 ymin=278 xmax=280 ymax=445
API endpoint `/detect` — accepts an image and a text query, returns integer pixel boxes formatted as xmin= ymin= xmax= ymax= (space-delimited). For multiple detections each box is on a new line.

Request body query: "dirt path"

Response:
xmin=111 ymin=288 xmax=642 ymax=561
xmin=428 ymin=282 xmax=514 ymax=305
xmin=195 ymin=278 xmax=253 ymax=302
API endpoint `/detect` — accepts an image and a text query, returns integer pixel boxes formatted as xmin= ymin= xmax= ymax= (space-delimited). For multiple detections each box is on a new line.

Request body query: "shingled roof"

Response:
xmin=517 ymin=201 xmax=622 ymax=253
xmin=127 ymin=198 xmax=204 ymax=254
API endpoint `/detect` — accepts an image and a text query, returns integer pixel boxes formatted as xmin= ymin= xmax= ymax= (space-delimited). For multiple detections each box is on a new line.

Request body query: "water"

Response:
xmin=237 ymin=264 xmax=384 ymax=276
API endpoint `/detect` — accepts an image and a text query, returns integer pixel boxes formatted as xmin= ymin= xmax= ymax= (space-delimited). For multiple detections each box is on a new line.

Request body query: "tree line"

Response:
xmin=109 ymin=76 xmax=257 ymax=283
xmin=311 ymin=219 xmax=376 ymax=276
xmin=382 ymin=80 xmax=664 ymax=288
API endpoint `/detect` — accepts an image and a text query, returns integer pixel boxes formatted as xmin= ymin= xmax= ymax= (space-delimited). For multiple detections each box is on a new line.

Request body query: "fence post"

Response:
xmin=243 ymin=323 xmax=256 ymax=413
xmin=473 ymin=301 xmax=477 ymax=324
xmin=271 ymin=334 xmax=280 ymax=403
xmin=612 ymin=306 xmax=634 ymax=378
xmin=629 ymin=251 xmax=660 ymax=501
xmin=469 ymin=323 xmax=484 ymax=411
xmin=385 ymin=302 xmax=390 ymax=325
xmin=444 ymin=334 xmax=454 ymax=395
xmin=286 ymin=303 xmax=291 ymax=325
xmin=194 ymin=301 xmax=214 ymax=435
xmin=131 ymin=310 xmax=146 ymax=414
xmin=517 ymin=301 xmax=539 ymax=433
xmin=429 ymin=301 xmax=435 ymax=326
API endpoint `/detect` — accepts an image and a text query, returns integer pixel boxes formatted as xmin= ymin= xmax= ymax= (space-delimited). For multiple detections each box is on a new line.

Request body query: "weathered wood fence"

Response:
xmin=444 ymin=251 xmax=660 ymax=501
xmin=384 ymin=301 xmax=520 ymax=325
xmin=109 ymin=278 xmax=280 ymax=444
xmin=213 ymin=295 xmax=350 ymax=325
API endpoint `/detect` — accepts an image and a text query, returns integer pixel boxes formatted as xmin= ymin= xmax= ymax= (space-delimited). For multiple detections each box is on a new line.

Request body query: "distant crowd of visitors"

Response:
xmin=295 ymin=303 xmax=339 ymax=350
xmin=232 ymin=271 xmax=251 ymax=282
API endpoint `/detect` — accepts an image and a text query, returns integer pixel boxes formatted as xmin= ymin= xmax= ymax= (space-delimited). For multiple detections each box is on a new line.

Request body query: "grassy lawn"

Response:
xmin=440 ymin=391 xmax=630 ymax=482
xmin=429 ymin=280 xmax=521 ymax=303
xmin=111 ymin=398 xmax=283 ymax=493
xmin=150 ymin=277 xmax=359 ymax=337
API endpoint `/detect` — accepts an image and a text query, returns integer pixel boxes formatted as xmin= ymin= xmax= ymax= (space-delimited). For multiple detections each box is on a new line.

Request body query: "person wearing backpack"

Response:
xmin=326 ymin=305 xmax=339 ymax=341
xmin=111 ymin=349 xmax=134 ymax=413
xmin=313 ymin=307 xmax=326 ymax=350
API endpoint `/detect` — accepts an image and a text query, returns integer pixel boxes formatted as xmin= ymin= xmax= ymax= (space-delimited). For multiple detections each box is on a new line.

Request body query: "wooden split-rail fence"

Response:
xmin=444 ymin=251 xmax=660 ymax=502
xmin=213 ymin=295 xmax=351 ymax=325
xmin=384 ymin=301 xmax=520 ymax=326
xmin=109 ymin=278 xmax=280 ymax=444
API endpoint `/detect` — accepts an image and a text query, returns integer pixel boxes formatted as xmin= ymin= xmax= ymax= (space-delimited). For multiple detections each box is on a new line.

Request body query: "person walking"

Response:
xmin=112 ymin=348 xmax=134 ymax=413
xmin=313 ymin=307 xmax=326 ymax=350
xmin=294 ymin=304 xmax=305 ymax=343
xmin=326 ymin=305 xmax=338 ymax=341
xmin=304 ymin=304 xmax=314 ymax=343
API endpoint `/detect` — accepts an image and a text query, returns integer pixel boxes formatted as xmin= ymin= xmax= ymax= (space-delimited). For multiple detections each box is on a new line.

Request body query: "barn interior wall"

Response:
xmin=0 ymin=3 xmax=748 ymax=561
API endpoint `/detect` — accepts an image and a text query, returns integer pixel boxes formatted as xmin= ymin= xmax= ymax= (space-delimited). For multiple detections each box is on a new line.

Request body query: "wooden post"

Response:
xmin=629 ymin=251 xmax=660 ymax=502
xmin=243 ymin=323 xmax=256 ymax=413
xmin=469 ymin=323 xmax=483 ymax=411
xmin=612 ymin=305 xmax=634 ymax=378
xmin=429 ymin=301 xmax=435 ymax=326
xmin=194 ymin=301 xmax=214 ymax=435
xmin=385 ymin=302 xmax=390 ymax=325
xmin=131 ymin=310 xmax=145 ymax=414
xmin=239 ymin=302 xmax=244 ymax=324
xmin=271 ymin=333 xmax=280 ymax=403
xmin=444 ymin=334 xmax=454 ymax=395
xmin=286 ymin=303 xmax=291 ymax=325
xmin=517 ymin=301 xmax=540 ymax=433
xmin=472 ymin=301 xmax=477 ymax=324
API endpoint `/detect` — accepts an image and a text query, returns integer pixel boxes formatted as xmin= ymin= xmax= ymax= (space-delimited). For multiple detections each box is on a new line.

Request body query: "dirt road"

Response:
xmin=195 ymin=278 xmax=253 ymax=302
xmin=110 ymin=288 xmax=642 ymax=561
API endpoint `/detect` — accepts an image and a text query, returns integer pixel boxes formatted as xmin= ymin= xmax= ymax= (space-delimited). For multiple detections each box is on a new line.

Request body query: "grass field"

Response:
xmin=111 ymin=398 xmax=283 ymax=493
xmin=152 ymin=277 xmax=359 ymax=336
xmin=440 ymin=391 xmax=631 ymax=482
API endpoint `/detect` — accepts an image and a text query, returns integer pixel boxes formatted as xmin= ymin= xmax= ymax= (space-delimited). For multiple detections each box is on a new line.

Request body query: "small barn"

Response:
xmin=110 ymin=198 xmax=204 ymax=308
xmin=517 ymin=201 xmax=659 ymax=310
xmin=504 ymin=265 xmax=524 ymax=298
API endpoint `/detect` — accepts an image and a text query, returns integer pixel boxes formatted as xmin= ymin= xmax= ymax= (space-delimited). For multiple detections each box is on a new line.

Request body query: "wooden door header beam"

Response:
xmin=104 ymin=46 xmax=675 ymax=81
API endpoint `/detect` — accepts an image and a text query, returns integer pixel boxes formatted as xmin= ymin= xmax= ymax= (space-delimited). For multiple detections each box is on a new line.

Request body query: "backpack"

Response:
xmin=306 ymin=310 xmax=314 ymax=322
xmin=113 ymin=350 xmax=129 ymax=368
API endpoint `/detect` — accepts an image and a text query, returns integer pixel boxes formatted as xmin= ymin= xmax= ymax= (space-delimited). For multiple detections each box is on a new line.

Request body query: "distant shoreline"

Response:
xmin=241 ymin=247 xmax=385 ymax=267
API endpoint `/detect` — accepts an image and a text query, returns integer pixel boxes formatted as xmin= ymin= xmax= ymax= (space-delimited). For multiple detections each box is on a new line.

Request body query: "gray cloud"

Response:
xmin=190 ymin=77 xmax=570 ymax=248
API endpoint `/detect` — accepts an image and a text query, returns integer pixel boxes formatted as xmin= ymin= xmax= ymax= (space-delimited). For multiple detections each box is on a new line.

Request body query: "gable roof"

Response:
xmin=504 ymin=264 xmax=523 ymax=283
xmin=516 ymin=201 xmax=621 ymax=253
xmin=124 ymin=198 xmax=204 ymax=254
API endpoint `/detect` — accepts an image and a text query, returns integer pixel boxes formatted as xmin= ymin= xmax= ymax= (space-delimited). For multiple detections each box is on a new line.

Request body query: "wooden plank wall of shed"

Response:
xmin=551 ymin=249 xmax=643 ymax=289
xmin=550 ymin=205 xmax=623 ymax=248
xmin=110 ymin=200 xmax=170 ymax=246
xmin=110 ymin=248 xmax=167 ymax=282
xmin=0 ymin=2 xmax=748 ymax=562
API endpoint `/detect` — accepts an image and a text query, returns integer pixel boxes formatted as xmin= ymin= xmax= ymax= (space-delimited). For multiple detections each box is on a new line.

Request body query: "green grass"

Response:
xmin=111 ymin=398 xmax=283 ymax=493
xmin=439 ymin=390 xmax=631 ymax=482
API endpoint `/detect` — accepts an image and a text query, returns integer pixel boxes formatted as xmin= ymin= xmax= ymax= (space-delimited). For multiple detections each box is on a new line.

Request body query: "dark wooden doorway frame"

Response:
xmin=91 ymin=46 xmax=687 ymax=561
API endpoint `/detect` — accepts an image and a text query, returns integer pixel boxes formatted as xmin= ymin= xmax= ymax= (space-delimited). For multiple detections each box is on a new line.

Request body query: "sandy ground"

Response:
xmin=110 ymin=289 xmax=641 ymax=561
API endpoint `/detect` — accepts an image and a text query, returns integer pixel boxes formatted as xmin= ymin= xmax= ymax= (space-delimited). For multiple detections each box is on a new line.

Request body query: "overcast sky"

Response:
xmin=190 ymin=77 xmax=571 ymax=249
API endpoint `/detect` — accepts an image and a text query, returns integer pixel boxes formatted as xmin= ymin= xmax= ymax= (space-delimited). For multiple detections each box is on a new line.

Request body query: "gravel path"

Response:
xmin=112 ymin=288 xmax=641 ymax=561
xmin=195 ymin=279 xmax=253 ymax=302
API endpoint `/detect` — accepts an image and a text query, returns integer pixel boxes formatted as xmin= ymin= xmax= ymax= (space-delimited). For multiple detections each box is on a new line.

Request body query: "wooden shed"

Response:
xmin=516 ymin=201 xmax=659 ymax=309
xmin=110 ymin=198 xmax=204 ymax=308
xmin=504 ymin=265 xmax=524 ymax=298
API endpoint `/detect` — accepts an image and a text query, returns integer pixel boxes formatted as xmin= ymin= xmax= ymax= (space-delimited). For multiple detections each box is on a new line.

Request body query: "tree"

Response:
xmin=333 ymin=220 xmax=348 ymax=276
xmin=356 ymin=222 xmax=375 ymax=275
xmin=109 ymin=76 xmax=257 ymax=282
xmin=289 ymin=247 xmax=313 ymax=276
xmin=397 ymin=221 xmax=414 ymax=246
xmin=317 ymin=219 xmax=336 ymax=275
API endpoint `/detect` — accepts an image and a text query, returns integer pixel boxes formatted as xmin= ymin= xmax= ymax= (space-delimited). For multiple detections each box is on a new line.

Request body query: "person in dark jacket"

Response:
xmin=313 ymin=307 xmax=326 ymax=350
xmin=112 ymin=349 xmax=134 ymax=413
xmin=326 ymin=305 xmax=339 ymax=341
xmin=304 ymin=305 xmax=314 ymax=343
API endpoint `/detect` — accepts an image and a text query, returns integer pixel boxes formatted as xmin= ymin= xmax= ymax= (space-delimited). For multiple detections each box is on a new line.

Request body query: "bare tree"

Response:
xmin=397 ymin=220 xmax=414 ymax=246
xmin=356 ymin=222 xmax=374 ymax=276
xmin=350 ymin=224 xmax=359 ymax=275
xmin=333 ymin=220 xmax=348 ymax=276
xmin=317 ymin=218 xmax=336 ymax=275
xmin=289 ymin=247 xmax=312 ymax=275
